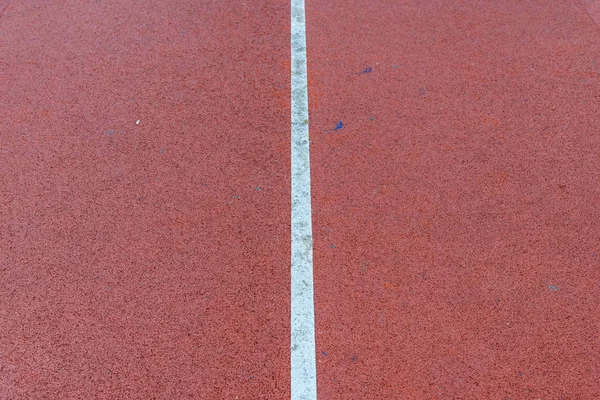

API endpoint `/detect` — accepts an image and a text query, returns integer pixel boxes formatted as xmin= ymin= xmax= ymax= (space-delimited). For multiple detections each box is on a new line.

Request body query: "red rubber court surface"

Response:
xmin=2 ymin=0 xmax=600 ymax=399
xmin=307 ymin=0 xmax=600 ymax=398
xmin=1 ymin=0 xmax=290 ymax=398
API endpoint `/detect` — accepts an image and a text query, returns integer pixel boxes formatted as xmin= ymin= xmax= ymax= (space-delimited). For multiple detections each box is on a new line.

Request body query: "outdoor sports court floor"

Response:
xmin=1 ymin=0 xmax=600 ymax=399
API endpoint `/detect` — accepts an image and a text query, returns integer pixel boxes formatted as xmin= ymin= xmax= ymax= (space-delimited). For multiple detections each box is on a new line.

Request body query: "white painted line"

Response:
xmin=290 ymin=0 xmax=317 ymax=399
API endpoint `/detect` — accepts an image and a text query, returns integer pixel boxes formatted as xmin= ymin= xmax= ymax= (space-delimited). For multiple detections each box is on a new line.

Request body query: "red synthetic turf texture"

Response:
xmin=0 ymin=0 xmax=290 ymax=398
xmin=307 ymin=0 xmax=600 ymax=399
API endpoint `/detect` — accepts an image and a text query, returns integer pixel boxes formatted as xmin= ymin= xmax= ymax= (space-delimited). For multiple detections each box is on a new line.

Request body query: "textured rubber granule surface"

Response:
xmin=0 ymin=1 xmax=290 ymax=398
xmin=307 ymin=0 xmax=600 ymax=398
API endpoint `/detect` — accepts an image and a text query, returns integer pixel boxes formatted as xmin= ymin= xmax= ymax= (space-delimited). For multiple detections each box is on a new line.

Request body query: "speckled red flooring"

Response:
xmin=1 ymin=0 xmax=600 ymax=399
xmin=308 ymin=0 xmax=600 ymax=398
xmin=1 ymin=1 xmax=291 ymax=398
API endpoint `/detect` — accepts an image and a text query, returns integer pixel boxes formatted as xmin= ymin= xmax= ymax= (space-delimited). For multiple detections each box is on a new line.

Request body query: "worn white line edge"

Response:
xmin=290 ymin=0 xmax=317 ymax=399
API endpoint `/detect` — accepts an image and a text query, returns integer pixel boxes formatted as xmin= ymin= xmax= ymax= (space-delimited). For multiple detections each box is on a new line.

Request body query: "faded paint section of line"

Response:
xmin=290 ymin=0 xmax=317 ymax=399
xmin=580 ymin=0 xmax=600 ymax=29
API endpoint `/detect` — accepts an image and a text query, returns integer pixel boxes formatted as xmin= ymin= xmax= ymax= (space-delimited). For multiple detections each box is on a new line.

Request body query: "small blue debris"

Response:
xmin=369 ymin=117 xmax=374 ymax=121
xmin=105 ymin=129 xmax=115 ymax=135
xmin=330 ymin=244 xmax=335 ymax=249
xmin=419 ymin=87 xmax=426 ymax=96
xmin=351 ymin=355 xmax=357 ymax=361
xmin=548 ymin=285 xmax=560 ymax=291
xmin=321 ymin=351 xmax=327 ymax=357
xmin=255 ymin=186 xmax=262 ymax=191
xmin=325 ymin=121 xmax=343 ymax=132
xmin=518 ymin=372 xmax=523 ymax=377
xmin=393 ymin=64 xmax=397 ymax=68
xmin=360 ymin=67 xmax=373 ymax=74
